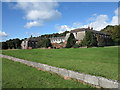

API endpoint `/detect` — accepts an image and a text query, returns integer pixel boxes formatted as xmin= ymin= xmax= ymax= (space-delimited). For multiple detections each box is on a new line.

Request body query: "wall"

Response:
xmin=1 ymin=54 xmax=119 ymax=88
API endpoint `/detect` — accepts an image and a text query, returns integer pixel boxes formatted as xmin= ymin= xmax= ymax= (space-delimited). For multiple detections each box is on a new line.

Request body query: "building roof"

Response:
xmin=70 ymin=28 xmax=88 ymax=33
xmin=70 ymin=28 xmax=110 ymax=35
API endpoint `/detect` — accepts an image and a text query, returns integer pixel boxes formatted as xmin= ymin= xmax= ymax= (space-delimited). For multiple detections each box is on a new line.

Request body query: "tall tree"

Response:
xmin=6 ymin=39 xmax=14 ymax=49
xmin=36 ymin=39 xmax=43 ymax=48
xmin=80 ymin=31 xmax=97 ymax=47
xmin=2 ymin=42 xmax=8 ymax=49
xmin=42 ymin=39 xmax=52 ymax=48
xmin=13 ymin=38 xmax=21 ymax=49
xmin=66 ymin=33 xmax=76 ymax=48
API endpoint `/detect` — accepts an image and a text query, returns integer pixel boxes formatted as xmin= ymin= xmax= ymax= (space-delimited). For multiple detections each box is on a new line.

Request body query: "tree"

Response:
xmin=112 ymin=25 xmax=120 ymax=44
xmin=42 ymin=39 xmax=52 ymax=48
xmin=2 ymin=42 xmax=8 ymax=49
xmin=13 ymin=38 xmax=21 ymax=49
xmin=36 ymin=39 xmax=43 ymax=48
xmin=6 ymin=39 xmax=14 ymax=49
xmin=66 ymin=33 xmax=76 ymax=48
xmin=101 ymin=25 xmax=120 ymax=45
xmin=80 ymin=31 xmax=97 ymax=47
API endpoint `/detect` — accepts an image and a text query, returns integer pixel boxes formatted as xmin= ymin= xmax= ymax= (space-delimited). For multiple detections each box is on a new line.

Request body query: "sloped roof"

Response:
xmin=70 ymin=28 xmax=88 ymax=33
xmin=70 ymin=28 xmax=109 ymax=35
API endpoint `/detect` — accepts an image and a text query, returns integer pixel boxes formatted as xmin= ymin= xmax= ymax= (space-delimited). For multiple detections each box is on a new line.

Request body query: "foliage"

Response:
xmin=2 ymin=47 xmax=118 ymax=80
xmin=101 ymin=25 xmax=120 ymax=44
xmin=2 ymin=42 xmax=8 ymax=49
xmin=73 ymin=44 xmax=79 ymax=48
xmin=6 ymin=39 xmax=14 ymax=49
xmin=41 ymin=31 xmax=69 ymax=38
xmin=80 ymin=31 xmax=97 ymax=47
xmin=13 ymin=38 xmax=21 ymax=49
xmin=36 ymin=39 xmax=43 ymax=48
xmin=66 ymin=33 xmax=76 ymax=48
xmin=5 ymin=38 xmax=22 ymax=49
xmin=42 ymin=39 xmax=52 ymax=48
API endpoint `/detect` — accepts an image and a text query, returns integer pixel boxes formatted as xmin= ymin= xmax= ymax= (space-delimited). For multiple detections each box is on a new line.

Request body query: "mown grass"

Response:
xmin=2 ymin=47 xmax=118 ymax=80
xmin=2 ymin=58 xmax=92 ymax=88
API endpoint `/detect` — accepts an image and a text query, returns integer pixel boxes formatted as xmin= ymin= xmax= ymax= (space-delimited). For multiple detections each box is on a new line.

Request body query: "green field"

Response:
xmin=2 ymin=47 xmax=118 ymax=80
xmin=2 ymin=58 xmax=92 ymax=88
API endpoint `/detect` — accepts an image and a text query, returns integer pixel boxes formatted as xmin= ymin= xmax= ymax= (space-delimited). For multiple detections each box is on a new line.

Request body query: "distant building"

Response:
xmin=21 ymin=35 xmax=38 ymax=49
xmin=50 ymin=27 xmax=112 ymax=47
xmin=65 ymin=27 xmax=111 ymax=44
xmin=21 ymin=27 xmax=112 ymax=49
xmin=49 ymin=37 xmax=65 ymax=44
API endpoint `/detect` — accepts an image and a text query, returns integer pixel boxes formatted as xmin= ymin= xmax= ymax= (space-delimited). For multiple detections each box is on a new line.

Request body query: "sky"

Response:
xmin=1 ymin=1 xmax=119 ymax=41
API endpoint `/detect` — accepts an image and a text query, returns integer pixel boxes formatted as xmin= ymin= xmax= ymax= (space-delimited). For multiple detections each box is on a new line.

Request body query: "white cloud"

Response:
xmin=11 ymin=1 xmax=61 ymax=28
xmin=56 ymin=8 xmax=118 ymax=32
xmin=114 ymin=8 xmax=118 ymax=15
xmin=24 ymin=21 xmax=44 ymax=28
xmin=109 ymin=8 xmax=118 ymax=25
xmin=81 ymin=10 xmax=118 ymax=31
xmin=81 ymin=14 xmax=109 ymax=30
xmin=55 ymin=22 xmax=82 ymax=33
xmin=110 ymin=15 xmax=118 ymax=25
xmin=0 ymin=31 xmax=8 ymax=37
xmin=56 ymin=25 xmax=74 ymax=33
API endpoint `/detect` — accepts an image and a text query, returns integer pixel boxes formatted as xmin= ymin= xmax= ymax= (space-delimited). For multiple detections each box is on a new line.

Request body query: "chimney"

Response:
xmin=31 ymin=35 xmax=32 ymax=38
xmin=91 ymin=27 xmax=93 ymax=30
xmin=88 ymin=26 xmax=90 ymax=30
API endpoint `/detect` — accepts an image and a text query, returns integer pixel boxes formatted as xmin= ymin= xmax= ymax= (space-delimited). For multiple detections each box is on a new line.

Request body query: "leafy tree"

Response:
xmin=36 ymin=39 xmax=43 ymax=48
xmin=2 ymin=42 xmax=8 ymax=49
xmin=112 ymin=25 xmax=120 ymax=43
xmin=42 ymin=39 xmax=52 ymax=48
xmin=13 ymin=38 xmax=21 ymax=49
xmin=101 ymin=25 xmax=120 ymax=45
xmin=6 ymin=39 xmax=14 ymax=49
xmin=66 ymin=33 xmax=76 ymax=48
xmin=41 ymin=31 xmax=69 ymax=38
xmin=80 ymin=31 xmax=97 ymax=47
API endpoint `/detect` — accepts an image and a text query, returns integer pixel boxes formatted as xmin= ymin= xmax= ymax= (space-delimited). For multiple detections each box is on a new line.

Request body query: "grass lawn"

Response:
xmin=2 ymin=47 xmax=118 ymax=80
xmin=2 ymin=58 xmax=92 ymax=88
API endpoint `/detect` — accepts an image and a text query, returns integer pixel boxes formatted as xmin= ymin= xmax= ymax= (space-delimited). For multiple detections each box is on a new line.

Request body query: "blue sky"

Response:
xmin=1 ymin=2 xmax=118 ymax=41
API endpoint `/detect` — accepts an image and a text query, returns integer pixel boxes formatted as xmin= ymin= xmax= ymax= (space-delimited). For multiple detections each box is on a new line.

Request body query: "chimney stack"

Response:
xmin=88 ymin=26 xmax=90 ymax=30
xmin=91 ymin=27 xmax=93 ymax=30
xmin=31 ymin=35 xmax=32 ymax=38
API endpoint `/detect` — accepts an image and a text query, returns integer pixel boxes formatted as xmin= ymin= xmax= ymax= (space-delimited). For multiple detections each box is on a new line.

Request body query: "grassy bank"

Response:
xmin=2 ymin=58 xmax=92 ymax=88
xmin=2 ymin=47 xmax=118 ymax=80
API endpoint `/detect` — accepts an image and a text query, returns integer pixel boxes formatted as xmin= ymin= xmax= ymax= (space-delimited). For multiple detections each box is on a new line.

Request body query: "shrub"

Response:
xmin=73 ymin=44 xmax=79 ymax=48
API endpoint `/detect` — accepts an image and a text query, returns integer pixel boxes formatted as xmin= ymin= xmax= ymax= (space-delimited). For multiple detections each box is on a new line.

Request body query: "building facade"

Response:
xmin=50 ymin=27 xmax=112 ymax=47
xmin=21 ymin=36 xmax=38 ymax=49
xmin=21 ymin=27 xmax=112 ymax=49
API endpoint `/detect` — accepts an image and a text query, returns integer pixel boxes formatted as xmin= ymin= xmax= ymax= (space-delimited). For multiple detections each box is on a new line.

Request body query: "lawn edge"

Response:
xmin=0 ymin=54 xmax=119 ymax=88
